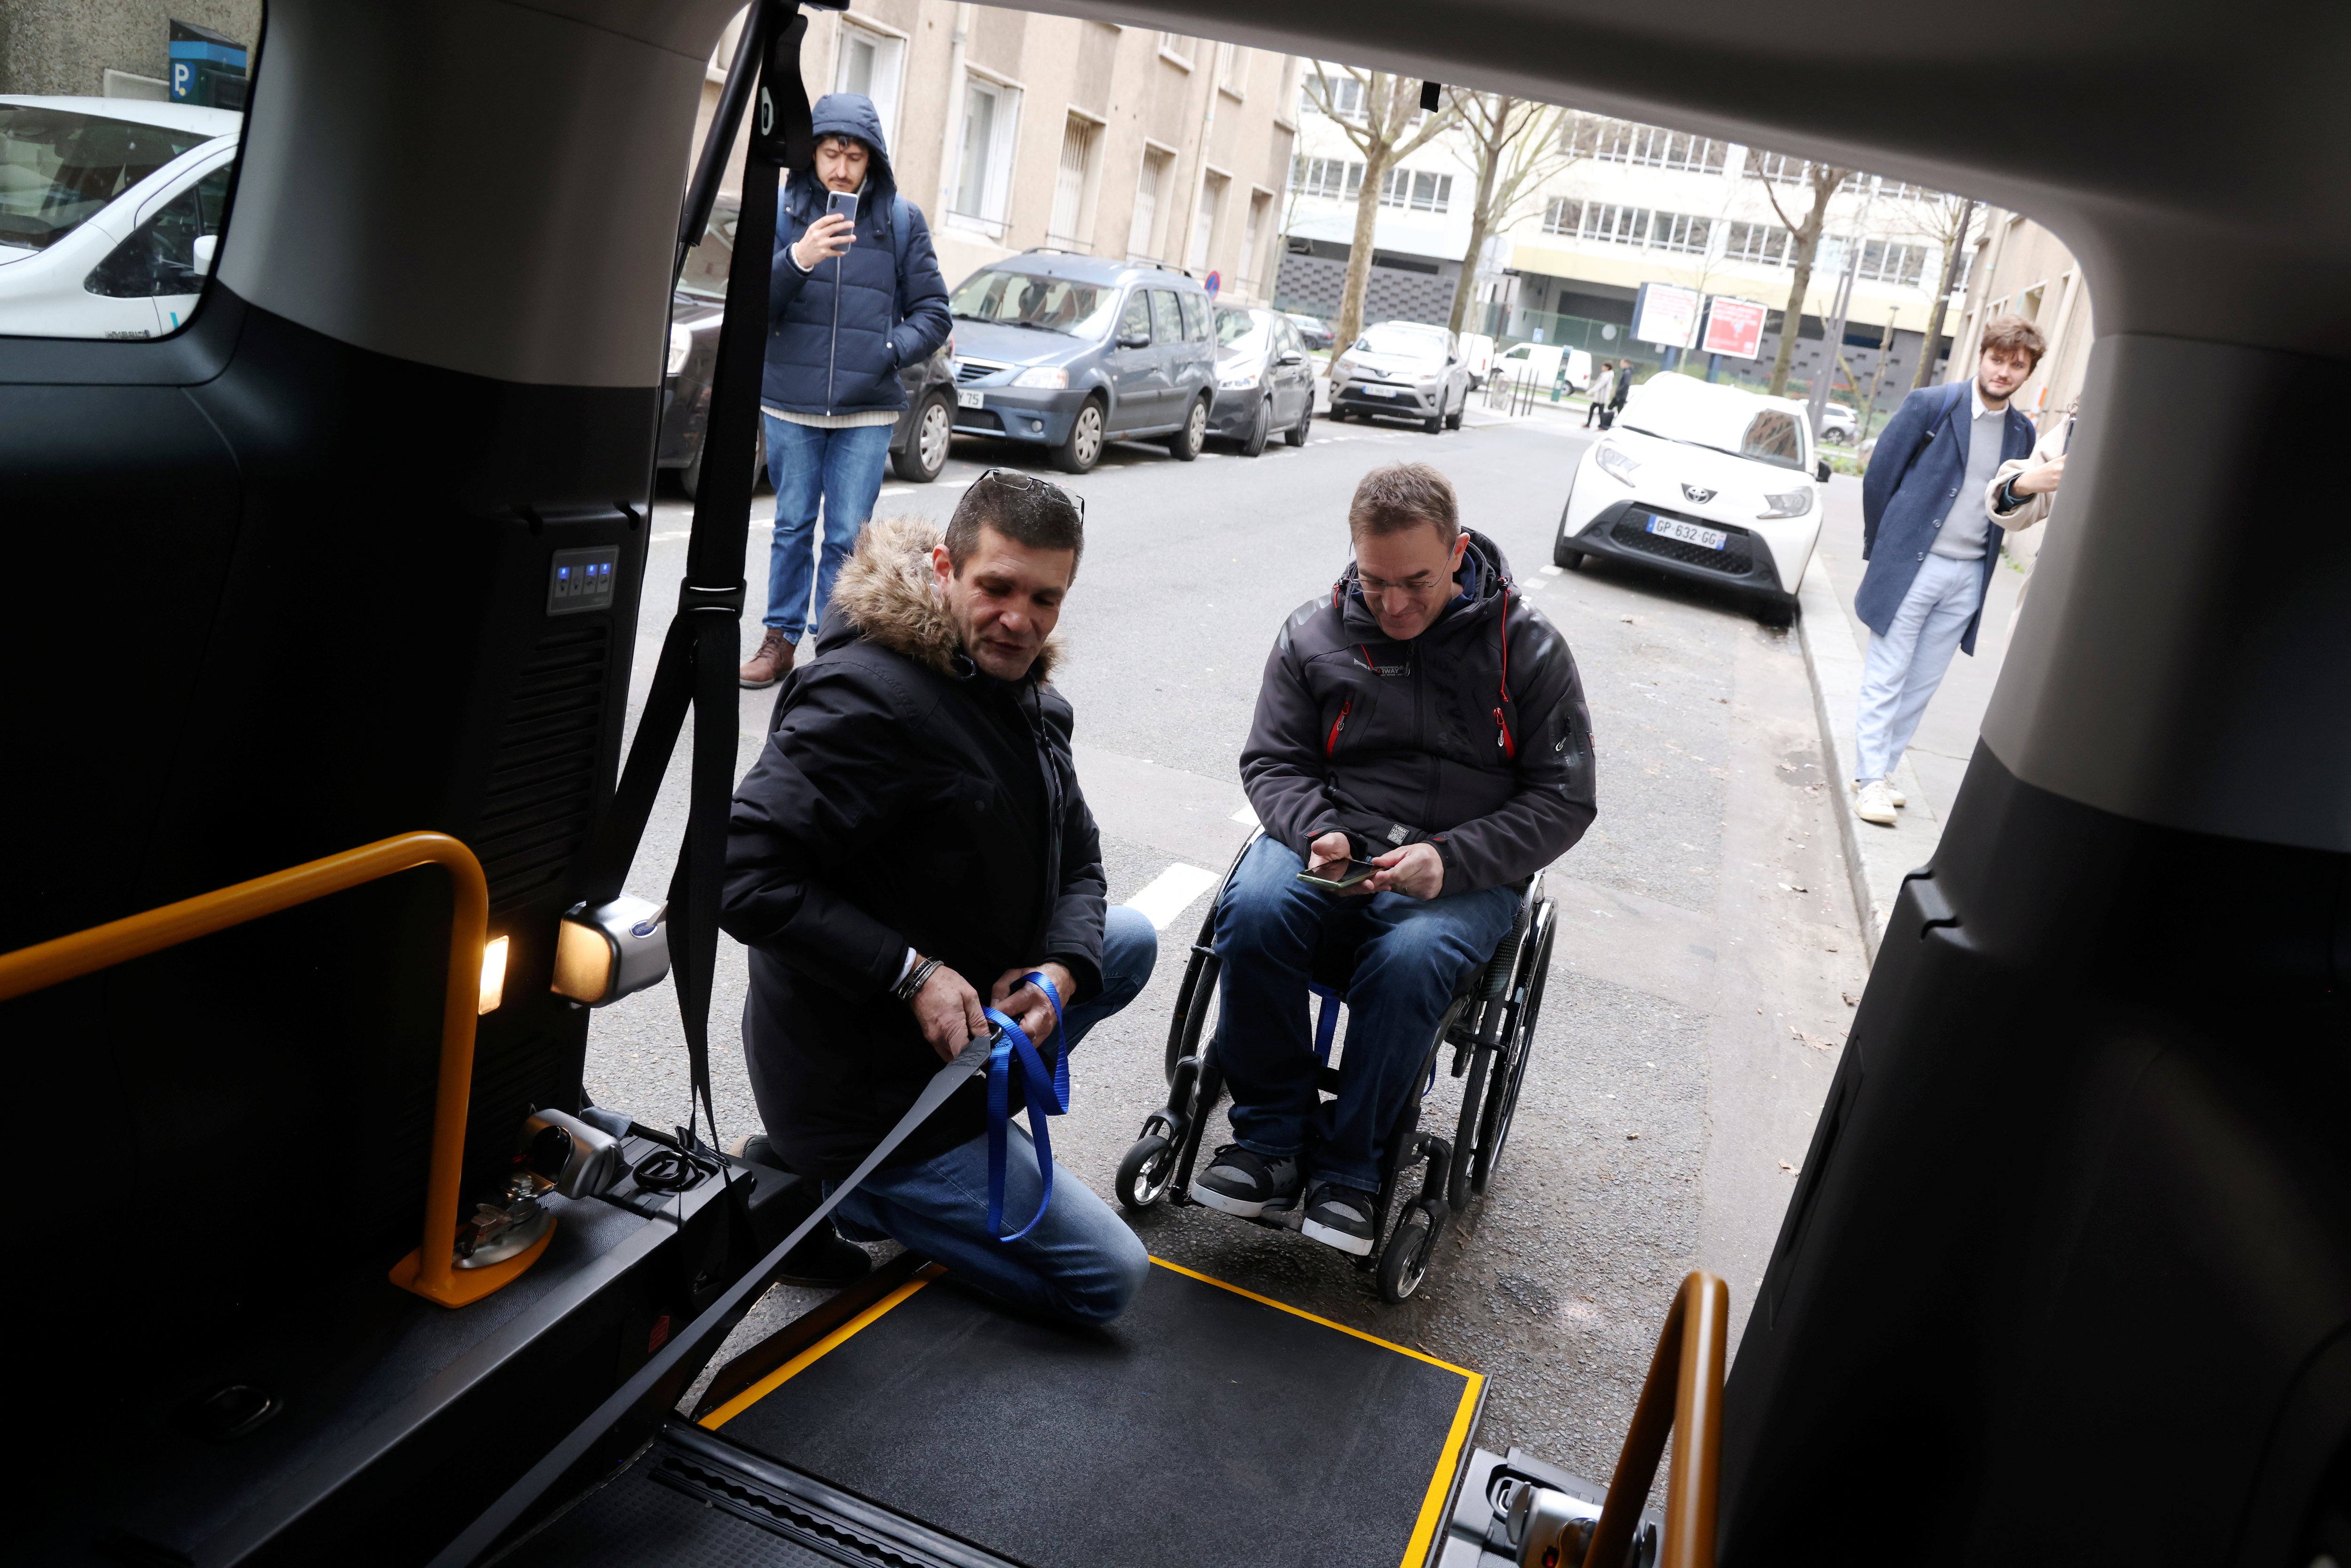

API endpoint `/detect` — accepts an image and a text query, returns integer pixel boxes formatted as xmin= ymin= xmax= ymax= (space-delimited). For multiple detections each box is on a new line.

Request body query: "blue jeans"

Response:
xmin=1854 ymin=552 xmax=1985 ymax=782
xmin=1214 ymin=837 xmax=1520 ymax=1191
xmin=763 ymin=416 xmax=894 ymax=639
xmin=828 ymin=905 xmax=1159 ymax=1325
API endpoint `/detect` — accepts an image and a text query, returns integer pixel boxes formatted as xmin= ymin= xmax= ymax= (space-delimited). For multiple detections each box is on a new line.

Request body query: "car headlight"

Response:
xmin=1759 ymin=488 xmax=1814 ymax=519
xmin=667 ymin=323 xmax=693 ymax=377
xmin=1594 ymin=444 xmax=1641 ymax=486
xmin=1219 ymin=369 xmax=1261 ymax=390
xmin=1011 ymin=366 xmax=1068 ymax=389
xmin=1331 ymin=356 xmax=1353 ymax=380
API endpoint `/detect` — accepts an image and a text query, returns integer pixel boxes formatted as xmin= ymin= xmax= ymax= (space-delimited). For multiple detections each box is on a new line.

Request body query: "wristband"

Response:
xmin=894 ymin=955 xmax=942 ymax=1004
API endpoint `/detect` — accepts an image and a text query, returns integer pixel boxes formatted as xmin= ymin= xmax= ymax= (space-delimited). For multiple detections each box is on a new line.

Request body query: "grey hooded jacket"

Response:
xmin=1241 ymin=529 xmax=1597 ymax=895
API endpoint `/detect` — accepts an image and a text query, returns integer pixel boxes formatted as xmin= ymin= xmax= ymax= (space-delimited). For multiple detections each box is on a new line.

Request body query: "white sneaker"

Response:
xmin=1851 ymin=778 xmax=1906 ymax=808
xmin=1854 ymin=779 xmax=1898 ymax=826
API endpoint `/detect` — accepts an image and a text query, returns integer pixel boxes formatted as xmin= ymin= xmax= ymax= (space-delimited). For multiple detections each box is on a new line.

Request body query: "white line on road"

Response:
xmin=1128 ymin=862 xmax=1223 ymax=931
xmin=1541 ymin=564 xmax=1564 ymax=575
xmin=1229 ymin=804 xmax=1258 ymax=826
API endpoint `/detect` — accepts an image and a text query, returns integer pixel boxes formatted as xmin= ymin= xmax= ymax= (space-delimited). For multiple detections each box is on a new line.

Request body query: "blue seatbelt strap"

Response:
xmin=981 ymin=969 xmax=1069 ymax=1243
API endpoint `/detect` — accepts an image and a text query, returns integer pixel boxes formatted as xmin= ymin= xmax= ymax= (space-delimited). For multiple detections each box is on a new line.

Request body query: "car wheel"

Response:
xmin=1555 ymin=544 xmax=1586 ymax=570
xmin=1051 ymin=396 xmax=1105 ymax=474
xmin=1239 ymin=396 xmax=1272 ymax=457
xmin=1423 ymin=405 xmax=1444 ymax=434
xmin=1756 ymin=594 xmax=1799 ymax=628
xmin=1167 ymin=395 xmax=1208 ymax=461
xmin=893 ymin=392 xmax=953 ymax=483
xmin=1444 ymin=389 xmax=1464 ymax=431
xmin=1286 ymin=398 xmax=1312 ymax=448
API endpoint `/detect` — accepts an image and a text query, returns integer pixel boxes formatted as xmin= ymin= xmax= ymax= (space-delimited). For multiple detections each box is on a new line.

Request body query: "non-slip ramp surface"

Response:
xmin=703 ymin=1258 xmax=1483 ymax=1568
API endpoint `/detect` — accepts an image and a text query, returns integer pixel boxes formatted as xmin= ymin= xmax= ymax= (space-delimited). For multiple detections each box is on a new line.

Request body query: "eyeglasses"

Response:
xmin=978 ymin=467 xmax=1084 ymax=520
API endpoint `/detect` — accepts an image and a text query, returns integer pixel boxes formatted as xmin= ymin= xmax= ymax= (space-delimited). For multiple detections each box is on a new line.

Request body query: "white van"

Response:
xmin=1492 ymin=341 xmax=1593 ymax=395
xmin=1456 ymin=331 xmax=1496 ymax=386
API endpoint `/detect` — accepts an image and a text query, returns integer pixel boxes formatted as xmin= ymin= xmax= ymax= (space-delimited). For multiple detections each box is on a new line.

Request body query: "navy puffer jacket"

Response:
xmin=763 ymin=94 xmax=952 ymax=417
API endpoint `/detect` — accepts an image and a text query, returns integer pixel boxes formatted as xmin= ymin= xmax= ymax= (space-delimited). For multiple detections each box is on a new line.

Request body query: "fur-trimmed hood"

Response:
xmin=820 ymin=516 xmax=1061 ymax=684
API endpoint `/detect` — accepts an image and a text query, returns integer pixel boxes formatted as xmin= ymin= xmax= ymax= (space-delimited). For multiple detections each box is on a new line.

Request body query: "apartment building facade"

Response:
xmin=691 ymin=5 xmax=1300 ymax=305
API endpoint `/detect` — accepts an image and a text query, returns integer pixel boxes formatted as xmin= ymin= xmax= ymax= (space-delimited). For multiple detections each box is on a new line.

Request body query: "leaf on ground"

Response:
xmin=1625 ymin=1131 xmax=1641 ymax=1140
xmin=1779 ymin=1160 xmax=1799 ymax=1175
xmin=1842 ymin=991 xmax=1859 ymax=1006
xmin=1788 ymin=1026 xmax=1841 ymax=1050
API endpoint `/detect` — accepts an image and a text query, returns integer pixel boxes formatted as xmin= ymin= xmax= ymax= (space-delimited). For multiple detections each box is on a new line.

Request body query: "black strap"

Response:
xmin=580 ymin=0 xmax=814 ymax=1150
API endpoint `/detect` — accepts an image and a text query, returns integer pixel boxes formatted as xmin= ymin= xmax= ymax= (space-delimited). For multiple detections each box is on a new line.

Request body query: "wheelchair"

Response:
xmin=1115 ymin=831 xmax=1558 ymax=1303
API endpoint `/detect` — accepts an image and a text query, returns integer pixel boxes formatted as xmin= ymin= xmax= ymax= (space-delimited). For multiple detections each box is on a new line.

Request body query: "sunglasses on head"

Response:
xmin=978 ymin=467 xmax=1085 ymax=520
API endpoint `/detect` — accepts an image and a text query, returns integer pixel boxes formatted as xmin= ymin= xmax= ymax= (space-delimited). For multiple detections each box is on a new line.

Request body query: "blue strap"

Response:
xmin=984 ymin=970 xmax=1069 ymax=1243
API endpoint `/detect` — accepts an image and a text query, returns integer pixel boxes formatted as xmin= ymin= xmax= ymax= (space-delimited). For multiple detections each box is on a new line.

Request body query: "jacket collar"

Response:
xmin=821 ymin=516 xmax=1061 ymax=684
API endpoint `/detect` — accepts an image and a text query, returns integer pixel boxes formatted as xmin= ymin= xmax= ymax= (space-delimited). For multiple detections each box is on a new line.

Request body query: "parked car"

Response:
xmin=1818 ymin=402 xmax=1860 ymax=444
xmin=1327 ymin=320 xmax=1473 ymax=433
xmin=0 ymin=96 xmax=242 ymax=339
xmin=1457 ymin=331 xmax=1496 ymax=387
xmin=944 ymin=251 xmax=1217 ymax=473
xmin=658 ymin=196 xmax=956 ymax=496
xmin=1208 ymin=305 xmax=1316 ymax=455
xmin=1491 ymin=341 xmax=1594 ymax=395
xmin=1283 ymin=311 xmax=1335 ymax=351
xmin=1552 ymin=371 xmax=1830 ymax=624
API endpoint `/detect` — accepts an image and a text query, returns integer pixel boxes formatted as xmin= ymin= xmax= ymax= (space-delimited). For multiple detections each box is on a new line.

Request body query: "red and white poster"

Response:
xmin=1699 ymin=296 xmax=1767 ymax=360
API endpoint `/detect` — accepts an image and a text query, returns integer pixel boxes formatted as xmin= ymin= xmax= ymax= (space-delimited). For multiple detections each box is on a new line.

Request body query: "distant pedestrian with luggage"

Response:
xmin=1848 ymin=316 xmax=2062 ymax=825
xmin=1584 ymin=361 xmax=1615 ymax=427
xmin=1604 ymin=359 xmax=1633 ymax=427
xmin=739 ymin=93 xmax=953 ymax=690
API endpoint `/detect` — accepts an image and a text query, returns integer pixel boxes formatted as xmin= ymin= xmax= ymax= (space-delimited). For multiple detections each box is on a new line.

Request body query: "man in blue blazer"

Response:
xmin=1851 ymin=315 xmax=2063 ymax=824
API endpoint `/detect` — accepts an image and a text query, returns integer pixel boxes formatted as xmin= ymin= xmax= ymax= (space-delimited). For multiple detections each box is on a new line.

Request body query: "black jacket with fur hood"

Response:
xmin=720 ymin=519 xmax=1108 ymax=1178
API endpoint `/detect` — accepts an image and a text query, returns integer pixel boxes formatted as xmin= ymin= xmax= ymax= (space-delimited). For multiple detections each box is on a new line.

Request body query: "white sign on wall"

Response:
xmin=1631 ymin=282 xmax=1702 ymax=351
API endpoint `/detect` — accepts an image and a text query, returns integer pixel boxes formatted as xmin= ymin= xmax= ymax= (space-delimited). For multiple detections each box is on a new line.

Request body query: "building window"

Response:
xmin=949 ymin=78 xmax=1019 ymax=236
xmin=1307 ymin=71 xmax=1364 ymax=118
xmin=1219 ymin=42 xmax=1247 ymax=96
xmin=1379 ymin=167 xmax=1452 ymax=213
xmin=1190 ymin=172 xmax=1226 ymax=271
xmin=1583 ymin=118 xmax=1728 ymax=174
xmin=1541 ymin=199 xmax=1649 ymax=246
xmin=1870 ymin=175 xmax=1924 ymax=202
xmin=1745 ymin=149 xmax=1807 ymax=185
xmin=1130 ymin=147 xmax=1170 ymax=260
xmin=1049 ymin=115 xmax=1097 ymax=250
xmin=1721 ymin=220 xmax=1792 ymax=266
xmin=1241 ymin=190 xmax=1270 ymax=289
xmin=1649 ymin=211 xmax=1711 ymax=255
xmin=1290 ymin=155 xmax=1364 ymax=199
xmin=833 ymin=24 xmax=905 ymax=146
xmin=1855 ymin=238 xmax=1930 ymax=287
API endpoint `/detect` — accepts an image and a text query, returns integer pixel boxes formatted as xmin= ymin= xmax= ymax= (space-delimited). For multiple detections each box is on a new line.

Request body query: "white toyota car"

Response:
xmin=1553 ymin=371 xmax=1830 ymax=623
xmin=0 ymin=96 xmax=243 ymax=340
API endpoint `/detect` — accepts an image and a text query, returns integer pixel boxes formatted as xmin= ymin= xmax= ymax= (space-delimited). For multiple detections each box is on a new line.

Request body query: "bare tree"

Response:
xmin=1905 ymin=192 xmax=1980 ymax=388
xmin=1301 ymin=65 xmax=1461 ymax=346
xmin=1444 ymin=95 xmax=1588 ymax=336
xmin=1750 ymin=153 xmax=1855 ymax=397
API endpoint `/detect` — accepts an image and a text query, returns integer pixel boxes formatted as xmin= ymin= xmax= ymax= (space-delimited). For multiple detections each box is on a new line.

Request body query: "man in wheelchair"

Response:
xmin=1191 ymin=463 xmax=1596 ymax=1253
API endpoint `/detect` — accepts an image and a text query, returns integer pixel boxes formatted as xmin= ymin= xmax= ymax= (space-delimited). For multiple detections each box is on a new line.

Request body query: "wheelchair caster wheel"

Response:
xmin=1378 ymin=1200 xmax=1442 ymax=1303
xmin=1117 ymin=1133 xmax=1178 ymax=1211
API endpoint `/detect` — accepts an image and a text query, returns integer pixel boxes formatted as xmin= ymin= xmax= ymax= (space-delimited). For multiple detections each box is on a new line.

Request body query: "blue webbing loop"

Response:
xmin=984 ymin=969 xmax=1069 ymax=1243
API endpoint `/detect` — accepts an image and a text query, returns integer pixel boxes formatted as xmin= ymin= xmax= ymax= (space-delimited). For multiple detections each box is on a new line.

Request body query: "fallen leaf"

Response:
xmin=1626 ymin=1132 xmax=1641 ymax=1140
xmin=1843 ymin=991 xmax=1859 ymax=1006
xmin=1825 ymin=946 xmax=1838 ymax=953
xmin=1779 ymin=1160 xmax=1798 ymax=1175
xmin=1788 ymin=1027 xmax=1840 ymax=1051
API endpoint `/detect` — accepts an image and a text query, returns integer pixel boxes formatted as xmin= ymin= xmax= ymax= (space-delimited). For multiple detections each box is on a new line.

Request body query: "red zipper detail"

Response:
xmin=1325 ymin=699 xmax=1352 ymax=756
xmin=1492 ymin=705 xmax=1517 ymax=759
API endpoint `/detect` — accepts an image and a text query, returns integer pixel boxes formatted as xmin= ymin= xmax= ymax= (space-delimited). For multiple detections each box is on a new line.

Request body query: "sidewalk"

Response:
xmin=1799 ymin=473 xmax=2026 ymax=958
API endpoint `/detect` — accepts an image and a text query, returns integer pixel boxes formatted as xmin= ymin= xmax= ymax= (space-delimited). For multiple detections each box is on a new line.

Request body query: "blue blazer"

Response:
xmin=1857 ymin=382 xmax=2036 ymax=655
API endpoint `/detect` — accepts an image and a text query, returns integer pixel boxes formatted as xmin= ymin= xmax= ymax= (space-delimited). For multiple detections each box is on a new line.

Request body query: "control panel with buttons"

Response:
xmin=547 ymin=545 xmax=619 ymax=615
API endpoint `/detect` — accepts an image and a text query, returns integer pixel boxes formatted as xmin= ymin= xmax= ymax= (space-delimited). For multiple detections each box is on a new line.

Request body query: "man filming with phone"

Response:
xmin=739 ymin=94 xmax=952 ymax=691
xmin=722 ymin=475 xmax=1155 ymax=1325
xmin=1191 ymin=463 xmax=1596 ymax=1255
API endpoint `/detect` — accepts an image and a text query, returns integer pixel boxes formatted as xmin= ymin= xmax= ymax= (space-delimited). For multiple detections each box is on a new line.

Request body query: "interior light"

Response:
xmin=479 ymin=935 xmax=509 ymax=1015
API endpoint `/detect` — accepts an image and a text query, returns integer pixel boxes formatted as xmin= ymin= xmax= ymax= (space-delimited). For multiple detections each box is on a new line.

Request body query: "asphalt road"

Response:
xmin=584 ymin=396 xmax=1868 ymax=1485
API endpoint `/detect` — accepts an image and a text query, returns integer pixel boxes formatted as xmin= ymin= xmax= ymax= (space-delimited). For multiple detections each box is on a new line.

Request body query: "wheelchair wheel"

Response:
xmin=1164 ymin=951 xmax=1221 ymax=1083
xmin=1473 ymin=909 xmax=1554 ymax=1196
xmin=1448 ymin=1042 xmax=1492 ymax=1212
xmin=1116 ymin=1129 xmax=1179 ymax=1210
xmin=1378 ymin=1200 xmax=1441 ymax=1303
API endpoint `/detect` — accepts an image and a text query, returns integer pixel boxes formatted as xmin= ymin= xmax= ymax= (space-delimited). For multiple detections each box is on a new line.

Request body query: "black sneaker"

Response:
xmin=1301 ymin=1181 xmax=1377 ymax=1255
xmin=1190 ymin=1145 xmax=1301 ymax=1217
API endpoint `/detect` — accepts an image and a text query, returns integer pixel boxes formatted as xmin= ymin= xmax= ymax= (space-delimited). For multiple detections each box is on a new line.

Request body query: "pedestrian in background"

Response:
xmin=1604 ymin=359 xmax=1633 ymax=428
xmin=1583 ymin=360 xmax=1615 ymax=428
xmin=739 ymin=94 xmax=952 ymax=690
xmin=1847 ymin=315 xmax=2061 ymax=826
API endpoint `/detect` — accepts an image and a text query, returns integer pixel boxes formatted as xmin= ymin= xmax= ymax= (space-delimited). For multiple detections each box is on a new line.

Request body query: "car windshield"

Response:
xmin=949 ymin=268 xmax=1117 ymax=336
xmin=1216 ymin=308 xmax=1270 ymax=355
xmin=0 ymin=105 xmax=218 ymax=252
xmin=676 ymin=201 xmax=736 ymax=301
xmin=1355 ymin=323 xmax=1445 ymax=361
xmin=1618 ymin=374 xmax=1810 ymax=471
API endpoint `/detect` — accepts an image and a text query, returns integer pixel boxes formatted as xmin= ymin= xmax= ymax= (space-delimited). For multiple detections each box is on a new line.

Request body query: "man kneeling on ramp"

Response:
xmin=722 ymin=474 xmax=1155 ymax=1325
xmin=1194 ymin=462 xmax=1596 ymax=1253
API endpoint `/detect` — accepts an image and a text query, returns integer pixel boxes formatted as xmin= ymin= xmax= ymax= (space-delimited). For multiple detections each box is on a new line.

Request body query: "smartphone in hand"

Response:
xmin=1296 ymin=858 xmax=1379 ymax=891
xmin=825 ymin=189 xmax=860 ymax=226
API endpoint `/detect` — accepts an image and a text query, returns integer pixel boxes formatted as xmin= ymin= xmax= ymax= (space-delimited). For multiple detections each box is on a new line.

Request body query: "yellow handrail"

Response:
xmin=1586 ymin=1270 xmax=1730 ymax=1568
xmin=0 ymin=831 xmax=547 ymax=1308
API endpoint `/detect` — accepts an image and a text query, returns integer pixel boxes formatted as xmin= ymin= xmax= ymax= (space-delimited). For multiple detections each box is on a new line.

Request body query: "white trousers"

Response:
xmin=1854 ymin=552 xmax=1984 ymax=783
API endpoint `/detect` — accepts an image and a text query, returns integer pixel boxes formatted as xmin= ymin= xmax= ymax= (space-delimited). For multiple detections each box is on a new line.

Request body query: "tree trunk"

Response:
xmin=1767 ymin=236 xmax=1818 ymax=398
xmin=1448 ymin=105 xmax=1505 ymax=336
xmin=1912 ymin=197 xmax=1973 ymax=389
xmin=1336 ymin=147 xmax=1388 ymax=348
xmin=1450 ymin=209 xmax=1492 ymax=337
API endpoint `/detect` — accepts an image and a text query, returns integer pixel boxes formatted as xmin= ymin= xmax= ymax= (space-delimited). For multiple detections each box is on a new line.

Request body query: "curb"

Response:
xmin=1795 ymin=552 xmax=1939 ymax=963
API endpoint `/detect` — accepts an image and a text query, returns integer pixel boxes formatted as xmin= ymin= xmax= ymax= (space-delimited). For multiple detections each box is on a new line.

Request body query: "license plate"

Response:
xmin=1648 ymin=515 xmax=1727 ymax=551
xmin=957 ymin=388 xmax=985 ymax=409
xmin=1363 ymin=385 xmax=1398 ymax=397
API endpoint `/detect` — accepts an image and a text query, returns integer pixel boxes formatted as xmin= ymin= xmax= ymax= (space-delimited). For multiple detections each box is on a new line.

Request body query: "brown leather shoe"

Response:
xmin=738 ymin=629 xmax=794 ymax=689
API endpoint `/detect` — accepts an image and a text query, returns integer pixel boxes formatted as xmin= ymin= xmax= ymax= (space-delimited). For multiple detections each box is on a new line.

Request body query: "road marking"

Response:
xmin=1230 ymin=803 xmax=1258 ymax=826
xmin=1540 ymin=564 xmax=1563 ymax=575
xmin=1128 ymin=862 xmax=1223 ymax=931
